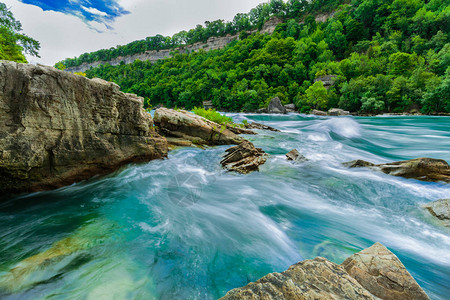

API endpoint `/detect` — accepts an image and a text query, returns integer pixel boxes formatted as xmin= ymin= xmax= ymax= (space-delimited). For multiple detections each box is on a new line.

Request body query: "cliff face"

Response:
xmin=65 ymin=17 xmax=282 ymax=73
xmin=0 ymin=61 xmax=168 ymax=194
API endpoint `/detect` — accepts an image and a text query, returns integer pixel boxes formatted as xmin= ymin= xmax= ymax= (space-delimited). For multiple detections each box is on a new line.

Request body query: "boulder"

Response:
xmin=153 ymin=108 xmax=243 ymax=146
xmin=244 ymin=122 xmax=280 ymax=132
xmin=284 ymin=103 xmax=296 ymax=112
xmin=286 ymin=149 xmax=308 ymax=162
xmin=343 ymin=158 xmax=450 ymax=183
xmin=0 ymin=61 xmax=168 ymax=195
xmin=267 ymin=97 xmax=287 ymax=114
xmin=221 ymin=257 xmax=376 ymax=300
xmin=422 ymin=199 xmax=450 ymax=227
xmin=311 ymin=109 xmax=328 ymax=116
xmin=221 ymin=141 xmax=268 ymax=174
xmin=328 ymin=108 xmax=350 ymax=116
xmin=221 ymin=243 xmax=430 ymax=300
xmin=342 ymin=242 xmax=430 ymax=300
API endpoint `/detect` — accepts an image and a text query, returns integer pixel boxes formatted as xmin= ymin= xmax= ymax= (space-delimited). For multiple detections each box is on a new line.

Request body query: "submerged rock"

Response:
xmin=422 ymin=199 xmax=450 ymax=227
xmin=342 ymin=242 xmax=430 ymax=300
xmin=153 ymin=108 xmax=243 ymax=146
xmin=343 ymin=158 xmax=450 ymax=183
xmin=0 ymin=61 xmax=167 ymax=194
xmin=244 ymin=122 xmax=280 ymax=132
xmin=221 ymin=243 xmax=430 ymax=300
xmin=267 ymin=97 xmax=287 ymax=114
xmin=221 ymin=141 xmax=268 ymax=174
xmin=286 ymin=149 xmax=308 ymax=162
xmin=311 ymin=109 xmax=328 ymax=116
xmin=328 ymin=108 xmax=350 ymax=116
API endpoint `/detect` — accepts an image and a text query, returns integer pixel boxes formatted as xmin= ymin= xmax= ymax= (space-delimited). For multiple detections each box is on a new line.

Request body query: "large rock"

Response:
xmin=0 ymin=61 xmax=167 ymax=194
xmin=422 ymin=199 xmax=450 ymax=227
xmin=221 ymin=140 xmax=268 ymax=174
xmin=328 ymin=108 xmax=350 ymax=116
xmin=221 ymin=257 xmax=376 ymax=300
xmin=343 ymin=158 xmax=450 ymax=183
xmin=267 ymin=97 xmax=287 ymax=114
xmin=284 ymin=103 xmax=296 ymax=112
xmin=342 ymin=243 xmax=430 ymax=300
xmin=153 ymin=108 xmax=243 ymax=146
xmin=311 ymin=109 xmax=327 ymax=116
xmin=244 ymin=122 xmax=280 ymax=132
xmin=221 ymin=243 xmax=430 ymax=300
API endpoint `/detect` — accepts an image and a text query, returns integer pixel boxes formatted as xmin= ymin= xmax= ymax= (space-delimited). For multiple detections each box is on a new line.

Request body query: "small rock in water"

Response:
xmin=328 ymin=108 xmax=350 ymax=116
xmin=311 ymin=109 xmax=328 ymax=116
xmin=343 ymin=160 xmax=376 ymax=168
xmin=422 ymin=199 xmax=450 ymax=227
xmin=284 ymin=103 xmax=296 ymax=112
xmin=221 ymin=141 xmax=268 ymax=174
xmin=286 ymin=149 xmax=308 ymax=162
xmin=267 ymin=97 xmax=287 ymax=114
xmin=245 ymin=122 xmax=280 ymax=132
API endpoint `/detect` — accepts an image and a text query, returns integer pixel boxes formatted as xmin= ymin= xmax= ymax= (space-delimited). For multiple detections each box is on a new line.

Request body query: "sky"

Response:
xmin=3 ymin=0 xmax=266 ymax=66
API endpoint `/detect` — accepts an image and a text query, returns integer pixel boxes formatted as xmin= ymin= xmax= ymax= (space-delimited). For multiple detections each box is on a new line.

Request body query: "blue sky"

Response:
xmin=5 ymin=0 xmax=265 ymax=65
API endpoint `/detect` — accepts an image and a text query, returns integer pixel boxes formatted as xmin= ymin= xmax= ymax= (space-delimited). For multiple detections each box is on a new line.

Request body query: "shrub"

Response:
xmin=192 ymin=107 xmax=234 ymax=125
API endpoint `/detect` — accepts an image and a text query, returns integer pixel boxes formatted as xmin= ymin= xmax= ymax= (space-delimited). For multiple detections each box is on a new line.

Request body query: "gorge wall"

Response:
xmin=0 ymin=61 xmax=168 ymax=194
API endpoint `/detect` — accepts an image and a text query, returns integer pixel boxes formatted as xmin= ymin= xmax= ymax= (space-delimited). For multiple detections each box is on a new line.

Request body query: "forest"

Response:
xmin=80 ymin=0 xmax=448 ymax=113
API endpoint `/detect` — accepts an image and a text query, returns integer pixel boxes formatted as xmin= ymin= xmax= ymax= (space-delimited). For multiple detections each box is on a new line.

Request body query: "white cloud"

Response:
xmin=81 ymin=6 xmax=108 ymax=17
xmin=3 ymin=0 xmax=267 ymax=66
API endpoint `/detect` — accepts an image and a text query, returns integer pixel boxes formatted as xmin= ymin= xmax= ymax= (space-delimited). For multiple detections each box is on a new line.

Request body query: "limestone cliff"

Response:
xmin=0 ymin=61 xmax=168 ymax=194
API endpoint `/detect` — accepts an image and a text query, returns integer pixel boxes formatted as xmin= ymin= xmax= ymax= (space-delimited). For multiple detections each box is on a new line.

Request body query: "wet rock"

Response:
xmin=153 ymin=108 xmax=243 ymax=146
xmin=225 ymin=124 xmax=256 ymax=135
xmin=220 ymin=257 xmax=377 ymax=300
xmin=284 ymin=103 xmax=296 ymax=112
xmin=422 ymin=199 xmax=450 ymax=227
xmin=311 ymin=109 xmax=328 ymax=116
xmin=244 ymin=122 xmax=280 ymax=132
xmin=221 ymin=141 xmax=268 ymax=174
xmin=267 ymin=97 xmax=287 ymax=114
xmin=342 ymin=242 xmax=430 ymax=300
xmin=343 ymin=158 xmax=450 ymax=183
xmin=286 ymin=149 xmax=308 ymax=162
xmin=329 ymin=108 xmax=350 ymax=116
xmin=0 ymin=61 xmax=168 ymax=195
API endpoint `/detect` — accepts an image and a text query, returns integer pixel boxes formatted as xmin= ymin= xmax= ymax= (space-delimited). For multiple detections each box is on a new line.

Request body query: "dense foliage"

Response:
xmin=86 ymin=0 xmax=450 ymax=114
xmin=192 ymin=107 xmax=235 ymax=125
xmin=0 ymin=2 xmax=40 ymax=62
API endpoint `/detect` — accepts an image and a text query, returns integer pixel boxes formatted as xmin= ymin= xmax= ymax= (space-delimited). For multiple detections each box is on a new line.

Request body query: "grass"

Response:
xmin=192 ymin=107 xmax=234 ymax=125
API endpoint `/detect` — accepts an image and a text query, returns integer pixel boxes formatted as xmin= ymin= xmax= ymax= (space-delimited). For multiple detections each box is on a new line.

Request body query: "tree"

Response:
xmin=0 ymin=3 xmax=40 ymax=62
xmin=301 ymin=81 xmax=329 ymax=110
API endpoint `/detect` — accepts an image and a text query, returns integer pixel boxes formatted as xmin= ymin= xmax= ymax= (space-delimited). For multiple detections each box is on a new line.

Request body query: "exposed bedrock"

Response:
xmin=343 ymin=157 xmax=450 ymax=183
xmin=221 ymin=242 xmax=429 ymax=300
xmin=0 ymin=61 xmax=168 ymax=194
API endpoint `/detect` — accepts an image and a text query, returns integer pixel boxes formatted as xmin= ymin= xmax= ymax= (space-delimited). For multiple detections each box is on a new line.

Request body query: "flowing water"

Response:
xmin=0 ymin=114 xmax=449 ymax=300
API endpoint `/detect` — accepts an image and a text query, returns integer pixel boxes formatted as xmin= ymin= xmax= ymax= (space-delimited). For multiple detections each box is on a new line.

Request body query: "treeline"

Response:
xmin=86 ymin=0 xmax=450 ymax=114
xmin=57 ymin=0 xmax=343 ymax=68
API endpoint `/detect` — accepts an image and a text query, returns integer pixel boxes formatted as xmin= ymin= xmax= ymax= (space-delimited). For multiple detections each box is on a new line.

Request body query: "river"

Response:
xmin=1 ymin=114 xmax=449 ymax=299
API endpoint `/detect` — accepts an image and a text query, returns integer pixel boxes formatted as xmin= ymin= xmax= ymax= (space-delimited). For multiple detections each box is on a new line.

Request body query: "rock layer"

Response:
xmin=221 ymin=140 xmax=268 ymax=174
xmin=344 ymin=158 xmax=450 ymax=183
xmin=153 ymin=108 xmax=243 ymax=146
xmin=0 ymin=61 xmax=167 ymax=194
xmin=221 ymin=243 xmax=429 ymax=300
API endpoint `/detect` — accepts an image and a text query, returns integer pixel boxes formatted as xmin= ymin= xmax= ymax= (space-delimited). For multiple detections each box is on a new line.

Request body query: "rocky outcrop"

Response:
xmin=329 ymin=108 xmax=350 ymax=116
xmin=267 ymin=97 xmax=287 ymax=114
xmin=422 ymin=199 xmax=450 ymax=227
xmin=0 ymin=61 xmax=167 ymax=194
xmin=286 ymin=149 xmax=307 ymax=162
xmin=284 ymin=103 xmax=296 ymax=112
xmin=221 ymin=140 xmax=268 ymax=174
xmin=344 ymin=158 xmax=450 ymax=183
xmin=342 ymin=243 xmax=430 ymax=300
xmin=225 ymin=124 xmax=256 ymax=135
xmin=153 ymin=108 xmax=243 ymax=146
xmin=311 ymin=109 xmax=328 ymax=116
xmin=244 ymin=122 xmax=280 ymax=132
xmin=221 ymin=243 xmax=429 ymax=300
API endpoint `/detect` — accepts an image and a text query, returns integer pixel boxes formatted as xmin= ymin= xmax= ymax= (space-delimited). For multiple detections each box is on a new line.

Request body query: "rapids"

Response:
xmin=0 ymin=114 xmax=449 ymax=299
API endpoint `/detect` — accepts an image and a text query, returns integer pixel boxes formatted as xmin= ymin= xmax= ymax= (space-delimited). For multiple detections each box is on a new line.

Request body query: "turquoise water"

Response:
xmin=0 ymin=114 xmax=449 ymax=299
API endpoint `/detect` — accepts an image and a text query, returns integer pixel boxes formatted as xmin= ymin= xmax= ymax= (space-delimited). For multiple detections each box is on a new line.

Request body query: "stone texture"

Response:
xmin=286 ymin=149 xmax=307 ymax=163
xmin=244 ymin=122 xmax=280 ymax=132
xmin=221 ymin=140 xmax=268 ymax=174
xmin=328 ymin=108 xmax=350 ymax=116
xmin=226 ymin=124 xmax=257 ymax=135
xmin=311 ymin=109 xmax=328 ymax=116
xmin=153 ymin=108 xmax=243 ymax=146
xmin=343 ymin=158 xmax=450 ymax=183
xmin=422 ymin=199 xmax=450 ymax=227
xmin=220 ymin=257 xmax=377 ymax=300
xmin=284 ymin=103 xmax=296 ymax=112
xmin=342 ymin=243 xmax=430 ymax=300
xmin=267 ymin=97 xmax=287 ymax=114
xmin=0 ymin=61 xmax=167 ymax=194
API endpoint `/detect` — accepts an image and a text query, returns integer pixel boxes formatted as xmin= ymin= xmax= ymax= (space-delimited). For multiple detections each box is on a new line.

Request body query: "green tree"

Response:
xmin=301 ymin=81 xmax=329 ymax=110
